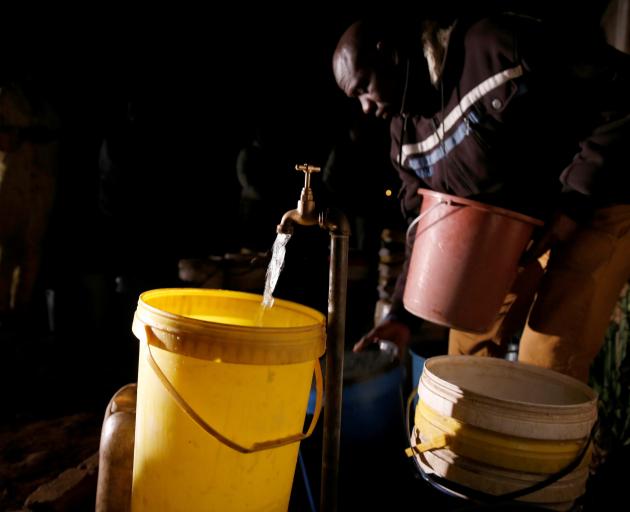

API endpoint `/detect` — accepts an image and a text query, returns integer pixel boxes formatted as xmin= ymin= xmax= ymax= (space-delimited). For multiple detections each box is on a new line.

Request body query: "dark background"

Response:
xmin=0 ymin=0 xmax=614 ymax=420
xmin=2 ymin=1 xmax=612 ymax=252
xmin=0 ymin=0 xmax=613 ymax=408
xmin=0 ymin=2 xmax=623 ymax=511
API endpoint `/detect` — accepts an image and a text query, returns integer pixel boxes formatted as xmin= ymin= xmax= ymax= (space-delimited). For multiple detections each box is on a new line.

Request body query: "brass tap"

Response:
xmin=277 ymin=163 xmax=321 ymax=234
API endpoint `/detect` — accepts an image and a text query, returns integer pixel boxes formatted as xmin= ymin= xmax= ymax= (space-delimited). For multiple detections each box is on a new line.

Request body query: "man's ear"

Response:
xmin=375 ymin=40 xmax=400 ymax=66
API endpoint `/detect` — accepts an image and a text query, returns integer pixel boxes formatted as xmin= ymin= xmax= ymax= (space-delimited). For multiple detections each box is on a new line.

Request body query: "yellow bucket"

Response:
xmin=130 ymin=289 xmax=326 ymax=512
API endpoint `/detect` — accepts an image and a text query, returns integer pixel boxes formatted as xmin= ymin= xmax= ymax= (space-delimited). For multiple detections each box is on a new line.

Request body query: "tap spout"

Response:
xmin=276 ymin=163 xmax=321 ymax=234
xmin=277 ymin=206 xmax=318 ymax=234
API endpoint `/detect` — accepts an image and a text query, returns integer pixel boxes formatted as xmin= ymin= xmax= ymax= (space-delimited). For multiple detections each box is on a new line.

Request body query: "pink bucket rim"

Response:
xmin=418 ymin=189 xmax=544 ymax=227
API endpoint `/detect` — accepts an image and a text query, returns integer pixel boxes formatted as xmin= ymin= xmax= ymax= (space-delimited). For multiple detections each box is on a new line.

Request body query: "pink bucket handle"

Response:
xmin=406 ymin=198 xmax=451 ymax=247
xmin=407 ymin=192 xmax=544 ymax=248
xmin=416 ymin=189 xmax=544 ymax=226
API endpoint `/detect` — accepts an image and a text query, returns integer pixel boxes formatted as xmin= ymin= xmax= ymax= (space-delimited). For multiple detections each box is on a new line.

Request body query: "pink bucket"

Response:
xmin=403 ymin=190 xmax=543 ymax=333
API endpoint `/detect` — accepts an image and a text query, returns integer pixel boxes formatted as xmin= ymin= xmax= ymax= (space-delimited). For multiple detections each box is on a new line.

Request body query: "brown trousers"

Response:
xmin=449 ymin=205 xmax=630 ymax=383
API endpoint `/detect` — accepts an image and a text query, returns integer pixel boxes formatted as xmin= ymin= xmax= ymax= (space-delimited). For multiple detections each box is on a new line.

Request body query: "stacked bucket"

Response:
xmin=408 ymin=356 xmax=598 ymax=511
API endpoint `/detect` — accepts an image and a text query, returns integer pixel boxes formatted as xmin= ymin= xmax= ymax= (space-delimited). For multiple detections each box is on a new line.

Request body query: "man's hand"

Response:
xmin=521 ymin=211 xmax=579 ymax=265
xmin=353 ymin=318 xmax=412 ymax=352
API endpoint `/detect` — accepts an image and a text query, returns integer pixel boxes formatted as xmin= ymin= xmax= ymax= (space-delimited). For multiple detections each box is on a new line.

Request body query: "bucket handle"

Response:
xmin=403 ymin=387 xmax=448 ymax=457
xmin=406 ymin=199 xmax=450 ymax=248
xmin=406 ymin=195 xmax=544 ymax=248
xmin=143 ymin=325 xmax=324 ymax=454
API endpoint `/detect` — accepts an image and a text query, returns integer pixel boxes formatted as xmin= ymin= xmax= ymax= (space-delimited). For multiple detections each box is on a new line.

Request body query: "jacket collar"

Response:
xmin=421 ymin=20 xmax=455 ymax=85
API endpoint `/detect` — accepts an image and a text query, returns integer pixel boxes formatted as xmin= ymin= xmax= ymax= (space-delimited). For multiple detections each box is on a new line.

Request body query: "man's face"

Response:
xmin=333 ymin=46 xmax=399 ymax=120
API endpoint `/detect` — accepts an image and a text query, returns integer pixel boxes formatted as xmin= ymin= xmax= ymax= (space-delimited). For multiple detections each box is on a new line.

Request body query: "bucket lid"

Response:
xmin=133 ymin=288 xmax=326 ymax=365
xmin=424 ymin=355 xmax=597 ymax=408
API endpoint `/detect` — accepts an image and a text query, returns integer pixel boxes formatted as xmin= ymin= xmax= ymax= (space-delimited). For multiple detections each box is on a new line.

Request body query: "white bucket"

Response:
xmin=418 ymin=356 xmax=597 ymax=440
xmin=409 ymin=356 xmax=598 ymax=508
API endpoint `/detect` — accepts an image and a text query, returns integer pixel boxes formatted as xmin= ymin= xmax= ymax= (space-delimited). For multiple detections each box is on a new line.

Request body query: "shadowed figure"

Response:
xmin=333 ymin=12 xmax=630 ymax=383
xmin=0 ymin=78 xmax=59 ymax=323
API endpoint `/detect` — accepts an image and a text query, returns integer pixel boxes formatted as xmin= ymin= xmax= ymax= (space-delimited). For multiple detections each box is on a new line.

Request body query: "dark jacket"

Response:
xmin=388 ymin=13 xmax=630 ymax=324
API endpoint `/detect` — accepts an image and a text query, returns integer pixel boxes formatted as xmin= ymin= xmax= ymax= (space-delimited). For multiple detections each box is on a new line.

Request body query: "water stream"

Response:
xmin=258 ymin=233 xmax=292 ymax=318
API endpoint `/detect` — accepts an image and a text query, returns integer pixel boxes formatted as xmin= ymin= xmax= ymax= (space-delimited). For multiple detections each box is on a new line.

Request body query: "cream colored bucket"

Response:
xmin=407 ymin=356 xmax=597 ymax=509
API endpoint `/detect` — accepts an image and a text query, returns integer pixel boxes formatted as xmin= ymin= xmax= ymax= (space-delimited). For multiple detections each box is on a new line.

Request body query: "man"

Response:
xmin=333 ymin=13 xmax=630 ymax=382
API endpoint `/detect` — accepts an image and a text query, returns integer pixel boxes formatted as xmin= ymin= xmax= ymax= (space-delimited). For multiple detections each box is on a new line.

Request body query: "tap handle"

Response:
xmin=295 ymin=163 xmax=320 ymax=189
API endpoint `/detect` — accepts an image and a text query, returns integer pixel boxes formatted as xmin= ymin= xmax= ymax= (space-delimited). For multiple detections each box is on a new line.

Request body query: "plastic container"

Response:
xmin=403 ymin=190 xmax=543 ymax=333
xmin=410 ymin=350 xmax=426 ymax=398
xmin=307 ymin=342 xmax=403 ymax=443
xmin=418 ymin=356 xmax=597 ymax=440
xmin=408 ymin=331 xmax=449 ymax=409
xmin=131 ymin=289 xmax=325 ymax=512
xmin=408 ymin=356 xmax=598 ymax=509
xmin=341 ymin=343 xmax=403 ymax=443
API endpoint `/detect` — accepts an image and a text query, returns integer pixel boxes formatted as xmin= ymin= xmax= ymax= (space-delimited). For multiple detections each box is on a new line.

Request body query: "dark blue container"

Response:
xmin=410 ymin=347 xmax=426 ymax=391
xmin=307 ymin=342 xmax=403 ymax=444
xmin=409 ymin=345 xmax=426 ymax=410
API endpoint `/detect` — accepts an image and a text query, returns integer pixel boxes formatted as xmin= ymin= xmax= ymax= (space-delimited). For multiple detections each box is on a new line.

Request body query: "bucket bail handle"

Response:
xmin=404 ymin=387 xmax=449 ymax=457
xmin=406 ymin=198 xmax=450 ymax=247
xmin=143 ymin=325 xmax=324 ymax=454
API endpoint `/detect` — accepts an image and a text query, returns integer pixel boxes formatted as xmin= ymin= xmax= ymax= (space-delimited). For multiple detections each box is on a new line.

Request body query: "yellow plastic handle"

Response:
xmin=404 ymin=387 xmax=448 ymax=458
xmin=405 ymin=435 xmax=449 ymax=457
xmin=143 ymin=325 xmax=324 ymax=454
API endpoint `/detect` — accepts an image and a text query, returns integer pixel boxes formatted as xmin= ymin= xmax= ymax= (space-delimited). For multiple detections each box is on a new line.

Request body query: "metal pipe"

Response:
xmin=276 ymin=164 xmax=351 ymax=512
xmin=319 ymin=209 xmax=350 ymax=512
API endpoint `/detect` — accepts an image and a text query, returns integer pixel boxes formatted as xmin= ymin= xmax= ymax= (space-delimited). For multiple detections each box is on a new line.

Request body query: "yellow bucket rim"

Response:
xmin=133 ymin=288 xmax=326 ymax=365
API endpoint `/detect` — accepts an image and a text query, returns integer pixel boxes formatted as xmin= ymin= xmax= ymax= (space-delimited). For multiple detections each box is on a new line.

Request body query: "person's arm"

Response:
xmin=523 ymin=112 xmax=630 ymax=261
xmin=559 ymin=111 xmax=630 ymax=207
xmin=354 ymin=142 xmax=425 ymax=351
xmin=512 ymin=16 xmax=630 ymax=260
xmin=534 ymin=47 xmax=630 ymax=260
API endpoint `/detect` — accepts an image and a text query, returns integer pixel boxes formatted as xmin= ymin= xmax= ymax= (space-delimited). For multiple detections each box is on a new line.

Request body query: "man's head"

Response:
xmin=333 ymin=21 xmax=405 ymax=120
